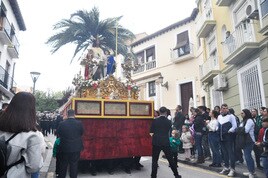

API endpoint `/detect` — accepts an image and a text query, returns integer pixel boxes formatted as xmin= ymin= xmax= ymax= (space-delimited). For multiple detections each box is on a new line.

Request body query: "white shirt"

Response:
xmin=240 ymin=119 xmax=255 ymax=142
xmin=207 ymin=118 xmax=218 ymax=132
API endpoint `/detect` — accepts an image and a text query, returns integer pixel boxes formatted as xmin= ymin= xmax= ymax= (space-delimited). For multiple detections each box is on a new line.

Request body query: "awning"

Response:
xmin=174 ymin=31 xmax=189 ymax=49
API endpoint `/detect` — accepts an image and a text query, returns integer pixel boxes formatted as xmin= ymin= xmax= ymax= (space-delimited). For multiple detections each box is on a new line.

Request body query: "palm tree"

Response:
xmin=46 ymin=7 xmax=135 ymax=62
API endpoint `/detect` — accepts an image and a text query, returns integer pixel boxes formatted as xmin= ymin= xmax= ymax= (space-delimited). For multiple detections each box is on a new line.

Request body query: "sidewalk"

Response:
xmin=174 ymin=152 xmax=265 ymax=178
xmin=40 ymin=134 xmax=56 ymax=178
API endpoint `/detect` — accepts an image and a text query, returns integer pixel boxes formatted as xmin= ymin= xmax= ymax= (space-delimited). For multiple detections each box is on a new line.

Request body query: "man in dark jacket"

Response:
xmin=193 ymin=108 xmax=206 ymax=163
xmin=55 ymin=112 xmax=64 ymax=136
xmin=150 ymin=106 xmax=181 ymax=178
xmin=57 ymin=109 xmax=84 ymax=178
xmin=198 ymin=106 xmax=211 ymax=160
xmin=173 ymin=105 xmax=185 ymax=153
xmin=218 ymin=104 xmax=237 ymax=177
xmin=173 ymin=105 xmax=185 ymax=132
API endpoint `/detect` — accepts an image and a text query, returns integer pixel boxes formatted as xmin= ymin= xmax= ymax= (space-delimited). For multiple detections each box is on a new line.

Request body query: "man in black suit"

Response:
xmin=55 ymin=112 xmax=63 ymax=136
xmin=150 ymin=106 xmax=181 ymax=178
xmin=57 ymin=109 xmax=84 ymax=178
xmin=173 ymin=105 xmax=186 ymax=153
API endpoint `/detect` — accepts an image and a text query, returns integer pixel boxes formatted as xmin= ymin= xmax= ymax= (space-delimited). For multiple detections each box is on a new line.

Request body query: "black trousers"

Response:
xmin=171 ymin=151 xmax=178 ymax=165
xmin=202 ymin=134 xmax=211 ymax=157
xmin=134 ymin=156 xmax=141 ymax=166
xmin=151 ymin=145 xmax=179 ymax=178
xmin=58 ymin=152 xmax=80 ymax=178
xmin=253 ymin=144 xmax=263 ymax=167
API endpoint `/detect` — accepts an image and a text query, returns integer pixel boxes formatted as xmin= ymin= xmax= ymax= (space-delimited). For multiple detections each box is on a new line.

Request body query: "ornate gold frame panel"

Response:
xmin=74 ymin=100 xmax=101 ymax=116
xmin=68 ymin=98 xmax=154 ymax=119
xmin=104 ymin=101 xmax=127 ymax=116
xmin=129 ymin=102 xmax=153 ymax=116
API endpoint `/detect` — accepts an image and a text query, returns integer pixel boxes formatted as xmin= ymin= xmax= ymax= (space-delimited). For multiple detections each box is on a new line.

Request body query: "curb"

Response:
xmin=176 ymin=159 xmax=245 ymax=177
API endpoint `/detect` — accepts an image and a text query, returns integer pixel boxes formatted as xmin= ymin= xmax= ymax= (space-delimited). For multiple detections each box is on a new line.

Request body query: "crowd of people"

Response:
xmin=1 ymin=92 xmax=268 ymax=178
xmin=154 ymin=104 xmax=268 ymax=178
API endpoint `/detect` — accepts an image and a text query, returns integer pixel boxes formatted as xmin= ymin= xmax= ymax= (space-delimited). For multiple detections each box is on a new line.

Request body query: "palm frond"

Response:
xmin=46 ymin=6 xmax=135 ymax=62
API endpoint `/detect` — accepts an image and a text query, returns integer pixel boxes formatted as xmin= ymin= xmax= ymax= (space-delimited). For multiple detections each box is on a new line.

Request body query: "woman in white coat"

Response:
xmin=0 ymin=92 xmax=44 ymax=178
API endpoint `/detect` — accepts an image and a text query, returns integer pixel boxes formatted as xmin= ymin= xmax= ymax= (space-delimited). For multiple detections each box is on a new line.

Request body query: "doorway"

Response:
xmin=180 ymin=82 xmax=193 ymax=115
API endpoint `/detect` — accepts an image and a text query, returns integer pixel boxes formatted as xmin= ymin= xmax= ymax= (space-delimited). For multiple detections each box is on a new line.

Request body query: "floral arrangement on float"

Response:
xmin=73 ymin=74 xmax=139 ymax=92
xmin=72 ymin=74 xmax=100 ymax=89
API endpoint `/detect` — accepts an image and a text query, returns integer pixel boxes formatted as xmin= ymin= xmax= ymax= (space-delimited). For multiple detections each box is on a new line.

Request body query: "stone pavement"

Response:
xmin=40 ymin=134 xmax=266 ymax=178
xmin=40 ymin=133 xmax=56 ymax=178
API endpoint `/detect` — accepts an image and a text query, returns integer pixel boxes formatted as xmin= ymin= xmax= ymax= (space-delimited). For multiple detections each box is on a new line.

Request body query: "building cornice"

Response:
xmin=9 ymin=0 xmax=26 ymax=31
xmin=133 ymin=72 xmax=161 ymax=83
xmin=131 ymin=8 xmax=198 ymax=47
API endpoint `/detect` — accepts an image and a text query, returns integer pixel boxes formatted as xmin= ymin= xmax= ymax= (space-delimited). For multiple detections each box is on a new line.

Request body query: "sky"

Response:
xmin=15 ymin=0 xmax=196 ymax=92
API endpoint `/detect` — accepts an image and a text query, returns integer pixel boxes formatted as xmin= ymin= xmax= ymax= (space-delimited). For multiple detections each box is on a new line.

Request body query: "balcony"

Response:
xmin=7 ymin=35 xmax=19 ymax=58
xmin=200 ymin=55 xmax=220 ymax=83
xmin=0 ymin=16 xmax=12 ymax=44
xmin=196 ymin=8 xmax=216 ymax=38
xmin=133 ymin=60 xmax=156 ymax=75
xmin=170 ymin=43 xmax=194 ymax=64
xmin=0 ymin=65 xmax=16 ymax=95
xmin=216 ymin=0 xmax=233 ymax=6
xmin=222 ymin=22 xmax=259 ymax=64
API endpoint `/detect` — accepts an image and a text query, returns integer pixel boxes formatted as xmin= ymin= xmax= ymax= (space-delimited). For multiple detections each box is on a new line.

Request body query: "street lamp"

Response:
xmin=30 ymin=71 xmax=41 ymax=94
xmin=158 ymin=75 xmax=169 ymax=90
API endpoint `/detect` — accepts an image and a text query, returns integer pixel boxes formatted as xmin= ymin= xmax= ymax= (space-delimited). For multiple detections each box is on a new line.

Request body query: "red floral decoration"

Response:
xmin=92 ymin=83 xmax=98 ymax=89
xmin=127 ymin=85 xmax=132 ymax=90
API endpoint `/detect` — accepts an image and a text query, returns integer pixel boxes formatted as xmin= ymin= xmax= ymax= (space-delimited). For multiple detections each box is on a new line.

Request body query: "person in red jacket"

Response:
xmin=258 ymin=107 xmax=268 ymax=143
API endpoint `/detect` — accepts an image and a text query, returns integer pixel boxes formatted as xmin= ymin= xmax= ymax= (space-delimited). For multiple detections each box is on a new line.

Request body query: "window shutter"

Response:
xmin=174 ymin=31 xmax=189 ymax=49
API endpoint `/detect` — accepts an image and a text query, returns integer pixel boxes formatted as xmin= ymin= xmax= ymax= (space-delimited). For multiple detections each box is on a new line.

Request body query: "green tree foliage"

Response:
xmin=35 ymin=90 xmax=61 ymax=112
xmin=57 ymin=87 xmax=74 ymax=107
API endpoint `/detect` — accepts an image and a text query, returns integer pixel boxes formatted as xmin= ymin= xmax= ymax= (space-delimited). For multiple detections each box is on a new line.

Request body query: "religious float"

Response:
xmin=62 ymin=47 xmax=154 ymax=160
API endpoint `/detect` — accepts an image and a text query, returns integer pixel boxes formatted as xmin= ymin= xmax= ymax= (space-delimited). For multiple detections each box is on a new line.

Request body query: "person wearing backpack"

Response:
xmin=0 ymin=92 xmax=44 ymax=178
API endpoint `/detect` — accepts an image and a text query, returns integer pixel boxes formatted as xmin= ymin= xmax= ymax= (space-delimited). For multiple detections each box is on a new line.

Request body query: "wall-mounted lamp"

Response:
xmin=158 ymin=75 xmax=169 ymax=90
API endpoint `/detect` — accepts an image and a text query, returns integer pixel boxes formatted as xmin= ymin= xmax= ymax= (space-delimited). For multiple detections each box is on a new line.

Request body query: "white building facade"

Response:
xmin=130 ymin=9 xmax=203 ymax=115
xmin=0 ymin=0 xmax=25 ymax=106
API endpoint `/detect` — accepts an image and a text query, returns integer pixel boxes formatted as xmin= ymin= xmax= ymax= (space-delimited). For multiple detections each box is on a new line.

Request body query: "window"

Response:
xmin=136 ymin=51 xmax=144 ymax=64
xmin=210 ymin=87 xmax=223 ymax=108
xmin=260 ymin=0 xmax=268 ymax=17
xmin=0 ymin=2 xmax=7 ymax=17
xmin=210 ymin=50 xmax=218 ymax=68
xmin=148 ymin=81 xmax=156 ymax=97
xmin=134 ymin=46 xmax=156 ymax=73
xmin=146 ymin=46 xmax=155 ymax=62
xmin=233 ymin=1 xmax=247 ymax=25
xmin=237 ymin=59 xmax=266 ymax=110
xmin=174 ymin=31 xmax=190 ymax=57
xmin=208 ymin=37 xmax=216 ymax=55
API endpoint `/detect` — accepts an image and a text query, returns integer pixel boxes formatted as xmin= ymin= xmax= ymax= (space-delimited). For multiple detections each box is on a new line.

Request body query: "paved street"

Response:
xmin=75 ymin=157 xmax=226 ymax=178
xmin=41 ymin=134 xmax=265 ymax=178
xmin=46 ymin=155 xmax=226 ymax=178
